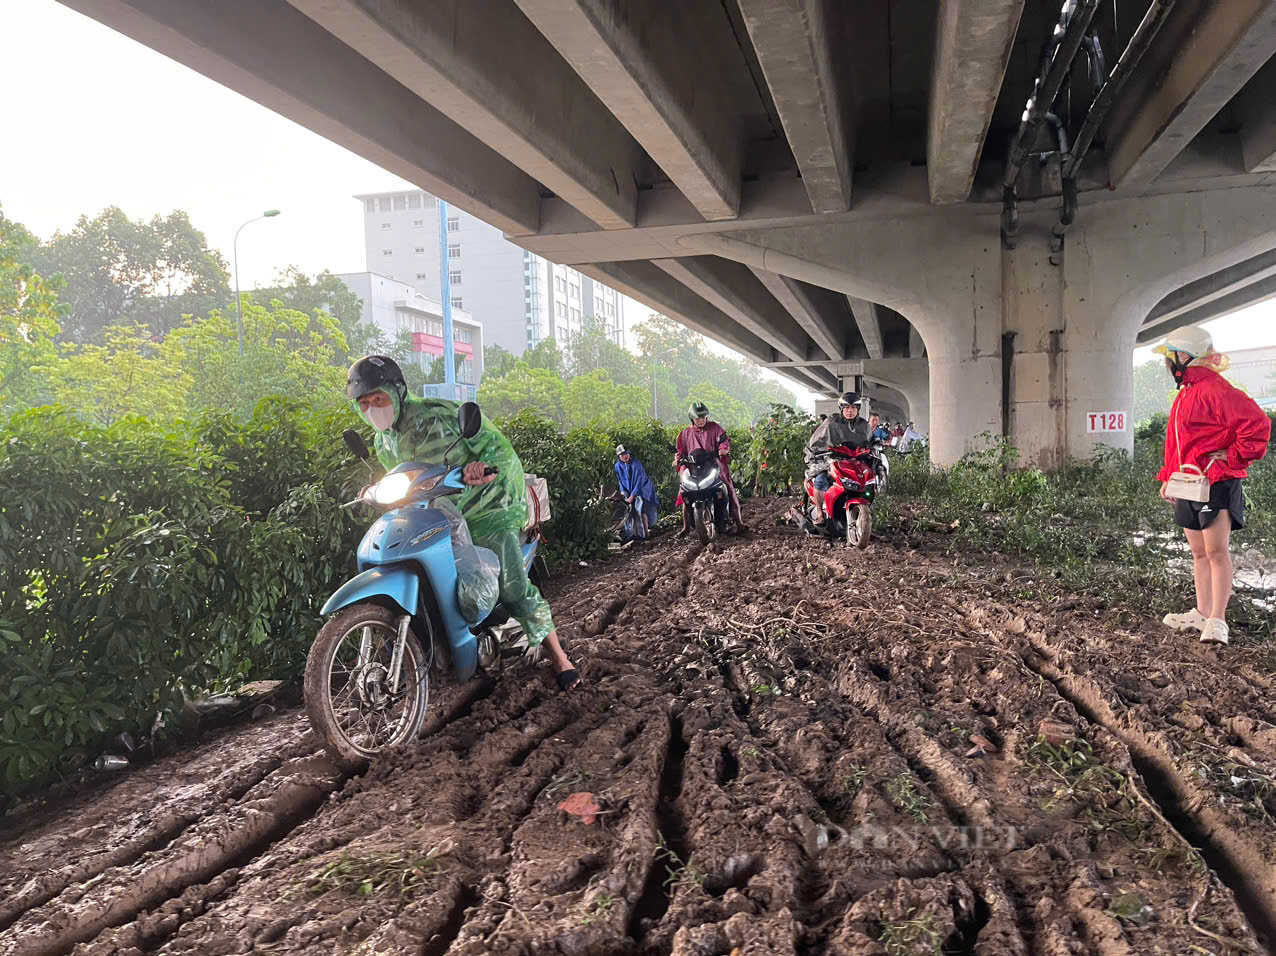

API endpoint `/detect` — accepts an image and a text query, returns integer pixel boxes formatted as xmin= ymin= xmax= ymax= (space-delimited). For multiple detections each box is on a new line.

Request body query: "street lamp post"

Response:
xmin=649 ymin=346 xmax=678 ymax=419
xmin=233 ymin=209 xmax=281 ymax=356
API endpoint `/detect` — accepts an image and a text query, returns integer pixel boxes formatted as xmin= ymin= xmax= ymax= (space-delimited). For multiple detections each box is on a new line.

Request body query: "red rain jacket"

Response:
xmin=674 ymin=421 xmax=739 ymax=507
xmin=1158 ymin=366 xmax=1270 ymax=483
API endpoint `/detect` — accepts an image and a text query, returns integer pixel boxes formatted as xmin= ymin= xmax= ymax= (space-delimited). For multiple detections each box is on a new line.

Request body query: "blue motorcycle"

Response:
xmin=304 ymin=402 xmax=541 ymax=769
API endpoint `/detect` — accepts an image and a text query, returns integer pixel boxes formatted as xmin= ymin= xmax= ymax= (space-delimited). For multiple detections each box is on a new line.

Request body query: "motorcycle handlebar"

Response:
xmin=483 ymin=466 xmax=499 ymax=476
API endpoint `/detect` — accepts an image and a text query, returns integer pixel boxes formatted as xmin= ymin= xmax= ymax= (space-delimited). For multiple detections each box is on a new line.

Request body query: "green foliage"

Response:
xmin=0 ymin=402 xmax=365 ymax=798
xmin=483 ymin=344 xmax=520 ymax=379
xmin=166 ymin=299 xmax=348 ymax=419
xmin=252 ymin=266 xmax=364 ymax=336
xmin=26 ymin=206 xmax=230 ymax=341
xmin=1132 ymin=359 xmax=1174 ymax=426
xmin=37 ymin=322 xmax=189 ymax=426
xmin=1 ymin=208 xmax=65 ymax=414
xmin=737 ymin=404 xmax=816 ymax=493
xmin=498 ymin=410 xmax=614 ymax=566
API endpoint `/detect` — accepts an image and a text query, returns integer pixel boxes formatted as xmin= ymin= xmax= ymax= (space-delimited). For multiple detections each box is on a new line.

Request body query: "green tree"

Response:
xmin=566 ymin=314 xmax=646 ymax=387
xmin=39 ymin=323 xmax=189 ymax=426
xmin=524 ymin=337 xmax=565 ymax=375
xmin=252 ymin=267 xmax=365 ymax=345
xmin=685 ymin=381 xmax=751 ymax=430
xmin=1133 ymin=359 xmax=1174 ymax=425
xmin=1 ymin=209 xmax=65 ymax=413
xmin=483 ymin=343 xmax=520 ymax=379
xmin=30 ymin=207 xmax=230 ymax=341
xmin=166 ymin=298 xmax=347 ymax=418
xmin=477 ymin=362 xmax=565 ymax=423
xmin=563 ymin=369 xmax=650 ymax=428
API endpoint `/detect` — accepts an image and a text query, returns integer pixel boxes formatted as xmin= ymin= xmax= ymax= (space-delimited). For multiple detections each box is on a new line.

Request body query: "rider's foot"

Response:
xmin=676 ymin=527 xmax=690 ymax=539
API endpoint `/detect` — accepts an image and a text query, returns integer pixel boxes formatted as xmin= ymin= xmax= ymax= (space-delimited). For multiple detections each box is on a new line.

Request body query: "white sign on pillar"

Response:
xmin=1086 ymin=412 xmax=1127 ymax=433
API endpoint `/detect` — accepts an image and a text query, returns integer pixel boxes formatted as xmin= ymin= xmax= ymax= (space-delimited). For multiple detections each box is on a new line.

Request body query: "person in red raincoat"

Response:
xmin=673 ymin=401 xmax=747 ymax=535
xmin=1155 ymin=325 xmax=1271 ymax=647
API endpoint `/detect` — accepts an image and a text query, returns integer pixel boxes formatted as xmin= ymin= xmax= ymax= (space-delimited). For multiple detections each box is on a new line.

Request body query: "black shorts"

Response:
xmin=1173 ymin=478 xmax=1245 ymax=531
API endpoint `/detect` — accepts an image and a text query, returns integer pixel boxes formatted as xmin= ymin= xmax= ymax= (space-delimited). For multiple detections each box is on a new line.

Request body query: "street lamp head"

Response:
xmin=263 ymin=209 xmax=281 ymax=217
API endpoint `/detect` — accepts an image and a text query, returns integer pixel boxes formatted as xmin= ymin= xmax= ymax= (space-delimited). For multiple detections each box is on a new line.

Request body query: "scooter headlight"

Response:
xmin=369 ymin=471 xmax=420 ymax=505
xmin=841 ymin=477 xmax=859 ymax=491
xmin=696 ymin=467 xmax=720 ymax=490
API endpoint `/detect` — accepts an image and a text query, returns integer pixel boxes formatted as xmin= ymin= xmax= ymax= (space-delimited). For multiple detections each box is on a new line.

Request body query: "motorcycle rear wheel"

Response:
xmin=845 ymin=504 xmax=872 ymax=549
xmin=304 ymin=602 xmax=429 ymax=771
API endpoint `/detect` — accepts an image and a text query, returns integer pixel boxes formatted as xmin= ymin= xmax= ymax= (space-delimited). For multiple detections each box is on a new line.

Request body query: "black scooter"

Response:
xmin=677 ymin=436 xmax=729 ymax=544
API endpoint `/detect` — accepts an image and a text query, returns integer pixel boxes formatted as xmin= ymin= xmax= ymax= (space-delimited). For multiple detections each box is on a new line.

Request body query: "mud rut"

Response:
xmin=4 ymin=497 xmax=1276 ymax=955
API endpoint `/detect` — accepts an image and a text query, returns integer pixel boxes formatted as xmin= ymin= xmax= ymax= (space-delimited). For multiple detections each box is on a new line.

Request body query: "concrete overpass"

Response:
xmin=60 ymin=0 xmax=1276 ymax=465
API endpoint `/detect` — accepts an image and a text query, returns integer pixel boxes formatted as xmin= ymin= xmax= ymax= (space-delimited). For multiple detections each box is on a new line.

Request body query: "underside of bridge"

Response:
xmin=61 ymin=0 xmax=1276 ymax=464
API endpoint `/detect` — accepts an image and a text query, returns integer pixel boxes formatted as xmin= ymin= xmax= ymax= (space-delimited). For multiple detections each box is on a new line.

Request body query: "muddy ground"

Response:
xmin=4 ymin=495 xmax=1276 ymax=955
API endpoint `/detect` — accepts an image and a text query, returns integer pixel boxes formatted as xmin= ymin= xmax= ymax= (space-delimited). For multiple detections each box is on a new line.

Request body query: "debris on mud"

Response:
xmin=1 ymin=495 xmax=1274 ymax=954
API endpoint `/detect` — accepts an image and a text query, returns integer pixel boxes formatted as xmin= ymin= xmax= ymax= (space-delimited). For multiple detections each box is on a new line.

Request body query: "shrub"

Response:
xmin=0 ymin=403 xmax=365 ymax=798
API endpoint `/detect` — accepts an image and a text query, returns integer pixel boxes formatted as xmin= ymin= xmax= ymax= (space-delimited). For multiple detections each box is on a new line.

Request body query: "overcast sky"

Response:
xmin=0 ymin=0 xmax=1268 ymax=408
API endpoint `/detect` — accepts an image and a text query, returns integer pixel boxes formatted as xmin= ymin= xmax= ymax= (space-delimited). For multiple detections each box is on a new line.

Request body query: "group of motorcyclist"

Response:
xmin=343 ymin=352 xmax=909 ymax=696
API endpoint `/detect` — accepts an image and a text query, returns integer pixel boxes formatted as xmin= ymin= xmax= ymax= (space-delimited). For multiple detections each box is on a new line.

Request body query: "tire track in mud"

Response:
xmin=1019 ymin=636 xmax=1276 ymax=947
xmin=0 ymin=712 xmax=318 ymax=936
xmin=9 ymin=495 xmax=1276 ymax=954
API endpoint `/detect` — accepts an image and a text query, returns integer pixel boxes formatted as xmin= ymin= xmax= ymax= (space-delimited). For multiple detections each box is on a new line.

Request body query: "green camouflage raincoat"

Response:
xmin=359 ymin=388 xmax=554 ymax=644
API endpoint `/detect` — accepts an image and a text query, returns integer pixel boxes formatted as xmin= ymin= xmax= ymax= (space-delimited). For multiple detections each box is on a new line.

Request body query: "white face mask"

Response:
xmin=367 ymin=404 xmax=396 ymax=432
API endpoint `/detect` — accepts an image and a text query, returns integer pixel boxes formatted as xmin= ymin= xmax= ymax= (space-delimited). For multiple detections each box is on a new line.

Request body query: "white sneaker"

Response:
xmin=1162 ymin=608 xmax=1206 ymax=631
xmin=1200 ymin=618 xmax=1230 ymax=645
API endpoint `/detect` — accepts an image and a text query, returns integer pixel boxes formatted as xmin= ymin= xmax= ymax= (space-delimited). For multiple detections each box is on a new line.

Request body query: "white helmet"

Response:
xmin=1153 ymin=325 xmax=1212 ymax=359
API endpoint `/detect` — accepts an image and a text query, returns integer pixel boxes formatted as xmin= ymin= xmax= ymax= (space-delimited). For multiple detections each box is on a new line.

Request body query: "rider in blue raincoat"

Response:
xmin=614 ymin=444 xmax=659 ymax=540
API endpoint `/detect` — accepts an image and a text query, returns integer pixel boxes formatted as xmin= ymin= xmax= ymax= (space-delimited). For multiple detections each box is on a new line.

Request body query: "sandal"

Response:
xmin=556 ymin=668 xmax=582 ymax=692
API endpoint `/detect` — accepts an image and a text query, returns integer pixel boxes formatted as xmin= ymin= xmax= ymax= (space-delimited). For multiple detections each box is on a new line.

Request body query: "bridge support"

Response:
xmin=688 ymin=184 xmax=1276 ymax=468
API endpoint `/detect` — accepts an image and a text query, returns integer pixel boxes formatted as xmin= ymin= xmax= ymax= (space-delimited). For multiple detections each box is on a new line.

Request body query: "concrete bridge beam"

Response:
xmin=735 ymin=0 xmax=855 ymax=214
xmin=285 ymin=0 xmax=644 ymax=230
xmin=514 ymin=0 xmax=743 ymax=222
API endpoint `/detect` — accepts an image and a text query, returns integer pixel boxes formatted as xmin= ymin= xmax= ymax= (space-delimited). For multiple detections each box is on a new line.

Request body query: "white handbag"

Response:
xmin=1166 ymin=394 xmax=1211 ymax=503
xmin=1166 ymin=463 xmax=1210 ymax=503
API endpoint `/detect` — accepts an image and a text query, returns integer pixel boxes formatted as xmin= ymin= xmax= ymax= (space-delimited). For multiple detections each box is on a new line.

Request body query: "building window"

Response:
xmin=554 ymin=277 xmax=566 ymax=293
xmin=364 ymin=198 xmax=375 ymax=213
xmin=450 ymin=270 xmax=461 ymax=286
xmin=382 ymin=249 xmax=393 ymax=256
xmin=455 ymin=327 xmax=472 ymax=343
xmin=447 ymin=216 xmax=460 ymax=232
xmin=452 ymin=297 xmax=463 ymax=309
xmin=393 ymin=195 xmax=406 ymax=210
xmin=570 ymin=307 xmax=580 ymax=322
xmin=408 ymin=195 xmax=421 ymax=209
xmin=381 ymin=222 xmax=392 ymax=230
xmin=412 ymin=219 xmax=423 ymax=227
xmin=448 ymin=244 xmax=461 ymax=258
xmin=556 ymin=301 xmax=566 ymax=318
xmin=569 ymin=284 xmax=580 ymax=300
xmin=414 ymin=246 xmax=425 ymax=254
xmin=378 ymin=197 xmax=392 ymax=212
xmin=416 ymin=272 xmax=427 ymax=279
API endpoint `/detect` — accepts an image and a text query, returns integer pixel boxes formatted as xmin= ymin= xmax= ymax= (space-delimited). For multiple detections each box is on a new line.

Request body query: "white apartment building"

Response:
xmin=355 ymin=189 xmax=624 ymax=356
xmin=337 ymin=271 xmax=483 ymax=385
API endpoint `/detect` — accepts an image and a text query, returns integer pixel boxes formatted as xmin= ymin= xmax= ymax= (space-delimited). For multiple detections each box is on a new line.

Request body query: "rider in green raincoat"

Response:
xmin=345 ymin=355 xmax=579 ymax=690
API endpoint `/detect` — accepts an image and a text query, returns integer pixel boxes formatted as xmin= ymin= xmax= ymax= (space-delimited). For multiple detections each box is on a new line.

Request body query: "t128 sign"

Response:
xmin=1087 ymin=411 xmax=1127 ymax=433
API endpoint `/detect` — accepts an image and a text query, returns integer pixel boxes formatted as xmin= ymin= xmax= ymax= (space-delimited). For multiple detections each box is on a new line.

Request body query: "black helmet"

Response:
xmin=838 ymin=391 xmax=861 ymax=408
xmin=347 ymin=355 xmax=406 ymax=401
xmin=688 ymin=401 xmax=709 ymax=423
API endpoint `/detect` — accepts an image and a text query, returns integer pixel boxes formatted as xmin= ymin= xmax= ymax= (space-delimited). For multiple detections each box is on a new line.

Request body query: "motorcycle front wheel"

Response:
xmin=304 ymin=602 xmax=429 ymax=771
xmin=845 ymin=504 xmax=872 ymax=549
xmin=694 ymin=501 xmax=713 ymax=544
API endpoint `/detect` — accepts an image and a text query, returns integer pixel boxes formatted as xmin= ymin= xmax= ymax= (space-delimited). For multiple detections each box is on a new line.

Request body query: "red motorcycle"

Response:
xmin=801 ymin=444 xmax=878 ymax=548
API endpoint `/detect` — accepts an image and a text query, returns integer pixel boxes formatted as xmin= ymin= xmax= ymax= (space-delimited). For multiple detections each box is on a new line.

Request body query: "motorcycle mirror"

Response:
xmin=343 ymin=429 xmax=370 ymax=461
xmin=458 ymin=402 xmax=482 ymax=440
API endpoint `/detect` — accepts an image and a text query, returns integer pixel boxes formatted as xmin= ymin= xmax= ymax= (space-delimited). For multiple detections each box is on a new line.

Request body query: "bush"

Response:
xmin=0 ymin=402 xmax=365 ymax=798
